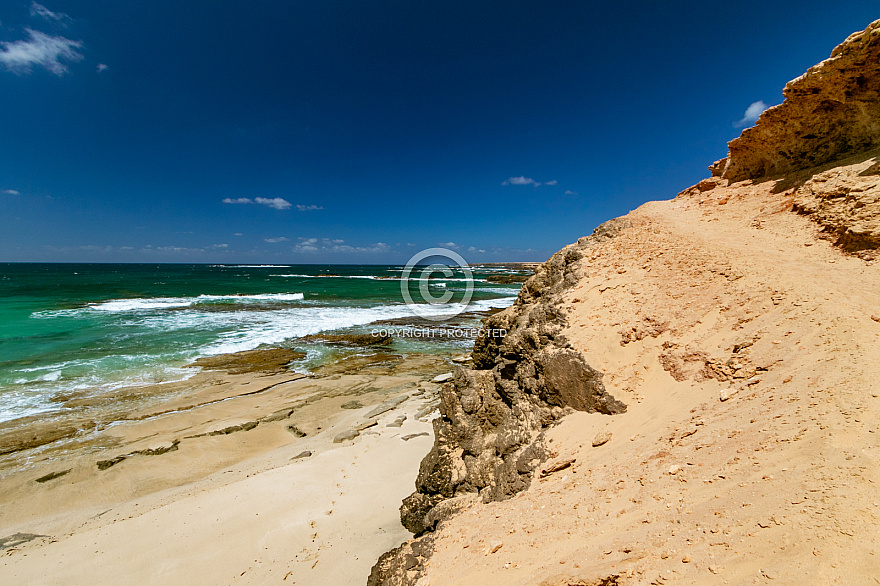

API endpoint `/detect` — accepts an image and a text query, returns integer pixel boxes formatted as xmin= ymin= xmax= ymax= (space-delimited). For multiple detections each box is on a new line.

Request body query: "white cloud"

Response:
xmin=328 ymin=242 xmax=390 ymax=254
xmin=223 ymin=196 xmax=292 ymax=210
xmin=210 ymin=243 xmax=228 ymax=249
xmin=2 ymin=189 xmax=20 ymax=195
xmin=564 ymin=190 xmax=578 ymax=196
xmin=264 ymin=236 xmax=289 ymax=243
xmin=438 ymin=241 xmax=459 ymax=250
xmin=293 ymin=237 xmax=389 ymax=254
xmin=153 ymin=246 xmax=205 ymax=254
xmin=0 ymin=29 xmax=82 ymax=75
xmin=255 ymin=196 xmax=291 ymax=210
xmin=545 ymin=180 xmax=558 ymax=186
xmin=735 ymin=100 xmax=769 ymax=128
xmin=233 ymin=232 xmax=243 ymax=236
xmin=502 ymin=176 xmax=540 ymax=187
xmin=96 ymin=63 xmax=109 ymax=72
xmin=296 ymin=204 xmax=323 ymax=211
xmin=30 ymin=2 xmax=69 ymax=22
xmin=293 ymin=237 xmax=319 ymax=253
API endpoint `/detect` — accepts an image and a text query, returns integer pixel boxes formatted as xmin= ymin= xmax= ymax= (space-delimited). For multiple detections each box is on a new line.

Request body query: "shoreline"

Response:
xmin=0 ymin=338 xmax=454 ymax=584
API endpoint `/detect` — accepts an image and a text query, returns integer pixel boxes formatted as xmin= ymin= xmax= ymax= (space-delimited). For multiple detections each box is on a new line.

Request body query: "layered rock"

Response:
xmin=712 ymin=19 xmax=880 ymax=182
xmin=368 ymin=220 xmax=629 ymax=585
xmin=792 ymin=149 xmax=880 ymax=251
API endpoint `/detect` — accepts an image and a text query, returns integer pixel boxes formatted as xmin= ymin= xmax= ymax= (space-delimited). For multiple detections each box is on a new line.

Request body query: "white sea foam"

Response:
xmin=193 ymin=297 xmax=516 ymax=357
xmin=196 ymin=293 xmax=305 ymax=302
xmin=0 ymin=361 xmax=197 ymax=424
xmin=0 ymin=391 xmax=57 ymax=424
xmin=13 ymin=292 xmax=518 ymax=424
xmin=58 ymin=292 xmax=308 ymax=314
xmin=91 ymin=298 xmax=196 ymax=311
xmin=269 ymin=274 xmax=376 ymax=279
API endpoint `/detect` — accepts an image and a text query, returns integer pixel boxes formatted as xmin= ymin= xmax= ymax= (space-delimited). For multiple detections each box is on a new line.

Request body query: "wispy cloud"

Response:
xmin=2 ymin=189 xmax=20 ymax=195
xmin=438 ymin=241 xmax=459 ymax=250
xmin=735 ymin=100 xmax=769 ymax=128
xmin=545 ymin=180 xmax=557 ymax=186
xmin=502 ymin=176 xmax=541 ymax=187
xmin=255 ymin=197 xmax=291 ymax=210
xmin=296 ymin=204 xmax=323 ymax=211
xmin=96 ymin=63 xmax=109 ymax=72
xmin=328 ymin=242 xmax=390 ymax=254
xmin=293 ymin=237 xmax=319 ymax=253
xmin=30 ymin=2 xmax=70 ymax=22
xmin=264 ymin=236 xmax=289 ymax=243
xmin=293 ymin=237 xmax=389 ymax=254
xmin=564 ymin=190 xmax=578 ymax=196
xmin=0 ymin=29 xmax=83 ymax=75
xmin=222 ymin=196 xmax=292 ymax=210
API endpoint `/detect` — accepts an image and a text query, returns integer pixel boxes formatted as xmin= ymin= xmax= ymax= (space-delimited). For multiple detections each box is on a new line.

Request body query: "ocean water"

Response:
xmin=0 ymin=263 xmax=521 ymax=423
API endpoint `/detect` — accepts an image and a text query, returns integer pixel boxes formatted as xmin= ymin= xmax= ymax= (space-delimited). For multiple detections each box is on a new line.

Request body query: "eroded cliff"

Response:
xmin=369 ymin=18 xmax=880 ymax=586
xmin=368 ymin=221 xmax=629 ymax=585
xmin=713 ymin=19 xmax=880 ymax=183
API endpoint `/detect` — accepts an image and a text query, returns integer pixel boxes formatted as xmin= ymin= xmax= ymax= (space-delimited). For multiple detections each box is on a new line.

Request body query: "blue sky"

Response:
xmin=1 ymin=1 xmax=877 ymax=264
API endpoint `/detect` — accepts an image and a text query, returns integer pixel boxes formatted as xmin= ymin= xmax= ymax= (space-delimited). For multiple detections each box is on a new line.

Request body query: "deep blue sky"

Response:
xmin=1 ymin=1 xmax=877 ymax=263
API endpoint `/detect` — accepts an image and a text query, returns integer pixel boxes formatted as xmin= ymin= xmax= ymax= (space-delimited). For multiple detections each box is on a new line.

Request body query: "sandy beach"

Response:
xmin=0 ymin=351 xmax=450 ymax=584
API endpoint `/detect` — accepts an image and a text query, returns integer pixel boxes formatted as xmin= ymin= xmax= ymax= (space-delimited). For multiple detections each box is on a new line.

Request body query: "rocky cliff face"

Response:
xmin=369 ymin=18 xmax=880 ymax=586
xmin=790 ymin=148 xmax=880 ymax=252
xmin=712 ymin=19 xmax=880 ymax=182
xmin=701 ymin=19 xmax=880 ymax=253
xmin=368 ymin=220 xmax=629 ymax=585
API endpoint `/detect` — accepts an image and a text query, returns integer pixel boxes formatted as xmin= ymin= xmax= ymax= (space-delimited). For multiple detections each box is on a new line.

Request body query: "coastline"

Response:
xmin=3 ymin=17 xmax=880 ymax=585
xmin=0 ymin=342 xmax=452 ymax=584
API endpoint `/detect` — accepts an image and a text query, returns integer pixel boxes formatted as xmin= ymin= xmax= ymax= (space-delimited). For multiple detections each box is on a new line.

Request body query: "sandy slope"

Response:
xmin=411 ymin=170 xmax=880 ymax=584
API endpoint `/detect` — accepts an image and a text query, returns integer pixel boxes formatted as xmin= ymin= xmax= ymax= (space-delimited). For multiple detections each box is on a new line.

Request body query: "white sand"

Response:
xmin=0 ymin=362 xmax=442 ymax=585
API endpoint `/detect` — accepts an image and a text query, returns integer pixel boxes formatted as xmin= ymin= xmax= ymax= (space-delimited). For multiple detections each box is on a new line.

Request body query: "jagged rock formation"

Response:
xmin=700 ymin=19 xmax=880 ymax=253
xmin=368 ymin=19 xmax=880 ymax=585
xmin=791 ymin=148 xmax=880 ymax=251
xmin=368 ymin=220 xmax=629 ymax=585
xmin=711 ymin=19 xmax=880 ymax=182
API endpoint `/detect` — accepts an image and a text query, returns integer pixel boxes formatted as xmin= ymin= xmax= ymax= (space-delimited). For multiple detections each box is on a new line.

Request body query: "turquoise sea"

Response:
xmin=0 ymin=263 xmax=521 ymax=424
